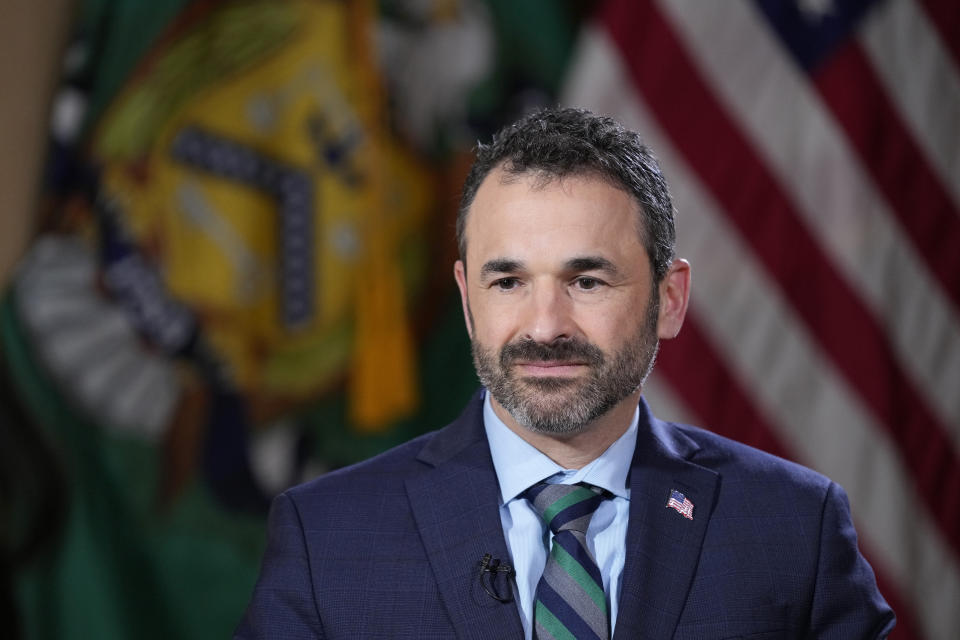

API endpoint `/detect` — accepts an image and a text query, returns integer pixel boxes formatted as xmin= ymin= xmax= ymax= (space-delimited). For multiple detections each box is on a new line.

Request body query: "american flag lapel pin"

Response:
xmin=667 ymin=489 xmax=694 ymax=520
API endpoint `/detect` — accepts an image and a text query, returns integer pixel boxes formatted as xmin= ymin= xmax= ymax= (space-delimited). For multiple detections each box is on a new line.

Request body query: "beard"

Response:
xmin=471 ymin=292 xmax=660 ymax=436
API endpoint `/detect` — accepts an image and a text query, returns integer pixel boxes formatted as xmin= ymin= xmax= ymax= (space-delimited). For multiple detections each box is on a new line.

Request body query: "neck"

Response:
xmin=491 ymin=389 xmax=641 ymax=469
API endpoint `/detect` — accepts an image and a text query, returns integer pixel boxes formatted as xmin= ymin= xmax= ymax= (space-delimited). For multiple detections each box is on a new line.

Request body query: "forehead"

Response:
xmin=463 ymin=168 xmax=647 ymax=269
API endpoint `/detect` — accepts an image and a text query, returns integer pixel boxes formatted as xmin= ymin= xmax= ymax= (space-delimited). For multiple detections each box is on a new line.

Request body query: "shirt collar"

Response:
xmin=483 ymin=390 xmax=637 ymax=504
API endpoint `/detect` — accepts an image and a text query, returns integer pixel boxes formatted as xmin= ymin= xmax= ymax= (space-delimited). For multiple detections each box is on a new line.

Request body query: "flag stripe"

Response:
xmin=860 ymin=0 xmax=960 ymax=210
xmin=654 ymin=0 xmax=960 ymax=449
xmin=811 ymin=40 xmax=960 ymax=312
xmin=658 ymin=321 xmax=791 ymax=463
xmin=642 ymin=372 xmax=700 ymax=427
xmin=916 ymin=0 xmax=960 ymax=73
xmin=864 ymin=542 xmax=924 ymax=640
xmin=603 ymin=0 xmax=960 ymax=552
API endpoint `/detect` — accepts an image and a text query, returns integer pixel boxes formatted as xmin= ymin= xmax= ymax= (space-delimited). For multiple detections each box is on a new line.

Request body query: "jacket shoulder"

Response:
xmin=672 ymin=421 xmax=833 ymax=495
xmin=286 ymin=429 xmax=438 ymax=501
xmin=285 ymin=389 xmax=487 ymax=502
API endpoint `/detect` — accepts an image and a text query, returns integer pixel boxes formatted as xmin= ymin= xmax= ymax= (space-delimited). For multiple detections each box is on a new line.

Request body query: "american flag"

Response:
xmin=561 ymin=1 xmax=960 ymax=638
xmin=667 ymin=489 xmax=695 ymax=520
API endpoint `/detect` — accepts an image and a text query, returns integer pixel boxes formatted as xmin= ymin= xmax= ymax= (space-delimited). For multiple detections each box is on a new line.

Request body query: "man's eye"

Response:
xmin=574 ymin=277 xmax=603 ymax=290
xmin=494 ymin=278 xmax=520 ymax=291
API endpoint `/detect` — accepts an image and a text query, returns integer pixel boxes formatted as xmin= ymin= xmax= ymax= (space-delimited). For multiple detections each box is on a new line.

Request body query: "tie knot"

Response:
xmin=524 ymin=482 xmax=605 ymax=535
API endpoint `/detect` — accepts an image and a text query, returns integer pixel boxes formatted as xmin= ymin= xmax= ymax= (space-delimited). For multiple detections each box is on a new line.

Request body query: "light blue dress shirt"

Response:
xmin=482 ymin=391 xmax=637 ymax=640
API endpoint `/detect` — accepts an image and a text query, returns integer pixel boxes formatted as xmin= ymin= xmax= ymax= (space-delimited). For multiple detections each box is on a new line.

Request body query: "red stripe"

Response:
xmin=813 ymin=39 xmax=960 ymax=313
xmin=917 ymin=0 xmax=960 ymax=74
xmin=659 ymin=317 xmax=923 ymax=639
xmin=602 ymin=0 xmax=960 ymax=554
xmin=657 ymin=314 xmax=793 ymax=460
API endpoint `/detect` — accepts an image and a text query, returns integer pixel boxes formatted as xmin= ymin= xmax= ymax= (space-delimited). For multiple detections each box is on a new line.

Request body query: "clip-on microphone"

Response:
xmin=478 ymin=553 xmax=514 ymax=603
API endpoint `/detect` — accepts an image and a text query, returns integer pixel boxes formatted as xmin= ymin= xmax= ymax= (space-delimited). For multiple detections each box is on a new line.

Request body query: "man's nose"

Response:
xmin=520 ymin=282 xmax=576 ymax=344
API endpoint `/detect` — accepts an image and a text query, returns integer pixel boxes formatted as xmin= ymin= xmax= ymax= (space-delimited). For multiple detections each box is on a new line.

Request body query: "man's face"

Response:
xmin=454 ymin=168 xmax=664 ymax=436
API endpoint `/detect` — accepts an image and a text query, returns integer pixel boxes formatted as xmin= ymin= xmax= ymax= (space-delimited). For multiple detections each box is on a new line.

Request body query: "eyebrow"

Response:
xmin=478 ymin=255 xmax=622 ymax=279
xmin=564 ymin=256 xmax=621 ymax=276
xmin=480 ymin=258 xmax=524 ymax=278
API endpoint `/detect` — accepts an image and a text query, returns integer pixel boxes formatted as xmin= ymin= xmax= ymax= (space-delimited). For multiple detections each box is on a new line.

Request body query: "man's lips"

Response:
xmin=512 ymin=361 xmax=588 ymax=376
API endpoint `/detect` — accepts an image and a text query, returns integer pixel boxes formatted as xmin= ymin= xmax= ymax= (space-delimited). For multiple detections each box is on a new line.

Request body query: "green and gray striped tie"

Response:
xmin=524 ymin=482 xmax=610 ymax=640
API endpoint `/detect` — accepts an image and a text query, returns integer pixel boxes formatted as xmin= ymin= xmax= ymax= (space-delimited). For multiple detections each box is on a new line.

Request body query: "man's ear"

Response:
xmin=657 ymin=259 xmax=691 ymax=340
xmin=454 ymin=260 xmax=474 ymax=338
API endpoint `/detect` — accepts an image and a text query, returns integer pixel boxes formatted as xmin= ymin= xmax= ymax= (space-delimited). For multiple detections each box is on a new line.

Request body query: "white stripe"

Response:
xmin=656 ymin=0 xmax=960 ymax=451
xmin=561 ymin=26 xmax=960 ymax=640
xmin=860 ymin=0 xmax=960 ymax=210
xmin=642 ymin=370 xmax=701 ymax=426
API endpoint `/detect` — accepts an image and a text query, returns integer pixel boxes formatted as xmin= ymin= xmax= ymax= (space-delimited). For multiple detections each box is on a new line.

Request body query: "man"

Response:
xmin=236 ymin=108 xmax=894 ymax=639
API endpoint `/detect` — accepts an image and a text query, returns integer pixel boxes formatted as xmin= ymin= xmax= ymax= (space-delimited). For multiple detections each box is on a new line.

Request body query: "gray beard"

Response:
xmin=471 ymin=296 xmax=660 ymax=436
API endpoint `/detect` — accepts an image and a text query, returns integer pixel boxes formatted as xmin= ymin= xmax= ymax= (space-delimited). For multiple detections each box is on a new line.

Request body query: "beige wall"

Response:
xmin=0 ymin=0 xmax=74 ymax=287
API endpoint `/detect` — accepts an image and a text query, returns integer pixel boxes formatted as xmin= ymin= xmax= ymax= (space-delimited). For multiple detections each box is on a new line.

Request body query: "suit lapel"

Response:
xmin=614 ymin=401 xmax=719 ymax=640
xmin=406 ymin=391 xmax=525 ymax=640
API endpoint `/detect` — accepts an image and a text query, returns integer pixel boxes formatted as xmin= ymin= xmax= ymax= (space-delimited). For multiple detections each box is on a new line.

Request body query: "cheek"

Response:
xmin=579 ymin=303 xmax=646 ymax=345
xmin=472 ymin=316 xmax=512 ymax=347
xmin=469 ymin=301 xmax=518 ymax=345
xmin=581 ymin=320 xmax=621 ymax=349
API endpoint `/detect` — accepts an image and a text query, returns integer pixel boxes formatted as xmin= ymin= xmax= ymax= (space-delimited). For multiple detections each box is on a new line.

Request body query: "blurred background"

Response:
xmin=1 ymin=1 xmax=957 ymax=638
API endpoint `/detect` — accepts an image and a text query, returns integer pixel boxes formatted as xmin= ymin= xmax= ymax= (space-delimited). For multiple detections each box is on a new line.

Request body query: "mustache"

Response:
xmin=499 ymin=338 xmax=604 ymax=367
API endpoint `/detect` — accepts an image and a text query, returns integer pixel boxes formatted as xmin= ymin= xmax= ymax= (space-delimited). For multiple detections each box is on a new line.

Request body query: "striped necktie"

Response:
xmin=524 ymin=482 xmax=609 ymax=640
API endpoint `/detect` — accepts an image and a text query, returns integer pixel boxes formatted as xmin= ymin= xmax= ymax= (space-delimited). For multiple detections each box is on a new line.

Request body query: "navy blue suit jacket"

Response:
xmin=236 ymin=391 xmax=894 ymax=639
